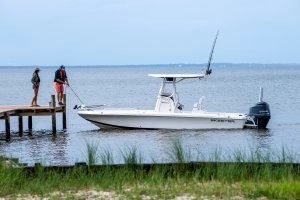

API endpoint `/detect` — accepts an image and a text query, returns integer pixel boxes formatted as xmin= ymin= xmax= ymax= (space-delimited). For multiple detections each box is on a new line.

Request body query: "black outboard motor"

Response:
xmin=245 ymin=88 xmax=271 ymax=129
xmin=248 ymin=101 xmax=271 ymax=129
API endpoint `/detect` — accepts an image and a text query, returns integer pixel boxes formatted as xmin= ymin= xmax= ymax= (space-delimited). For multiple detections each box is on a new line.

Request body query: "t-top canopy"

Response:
xmin=148 ymin=74 xmax=205 ymax=79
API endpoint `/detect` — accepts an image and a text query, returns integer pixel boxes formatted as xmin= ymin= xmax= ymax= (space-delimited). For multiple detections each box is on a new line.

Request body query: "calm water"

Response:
xmin=0 ymin=65 xmax=300 ymax=165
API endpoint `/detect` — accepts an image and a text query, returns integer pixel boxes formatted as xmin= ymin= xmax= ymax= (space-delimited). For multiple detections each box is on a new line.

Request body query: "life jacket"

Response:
xmin=31 ymin=72 xmax=40 ymax=84
xmin=54 ymin=69 xmax=67 ymax=83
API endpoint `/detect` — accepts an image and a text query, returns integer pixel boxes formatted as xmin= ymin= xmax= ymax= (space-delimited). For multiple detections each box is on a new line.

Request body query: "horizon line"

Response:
xmin=0 ymin=62 xmax=299 ymax=67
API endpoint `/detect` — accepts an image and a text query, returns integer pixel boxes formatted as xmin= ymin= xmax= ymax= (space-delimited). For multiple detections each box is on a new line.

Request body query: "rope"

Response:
xmin=67 ymin=85 xmax=85 ymax=105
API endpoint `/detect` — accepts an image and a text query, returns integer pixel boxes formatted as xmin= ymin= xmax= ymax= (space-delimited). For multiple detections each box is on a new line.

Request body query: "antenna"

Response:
xmin=205 ymin=31 xmax=219 ymax=76
xmin=259 ymin=87 xmax=263 ymax=102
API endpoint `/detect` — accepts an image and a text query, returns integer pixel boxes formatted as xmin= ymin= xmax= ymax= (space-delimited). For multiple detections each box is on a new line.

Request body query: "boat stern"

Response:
xmin=244 ymin=88 xmax=271 ymax=129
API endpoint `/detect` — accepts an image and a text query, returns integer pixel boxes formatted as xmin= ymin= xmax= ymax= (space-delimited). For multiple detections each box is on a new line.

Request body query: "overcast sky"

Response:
xmin=0 ymin=0 xmax=299 ymax=66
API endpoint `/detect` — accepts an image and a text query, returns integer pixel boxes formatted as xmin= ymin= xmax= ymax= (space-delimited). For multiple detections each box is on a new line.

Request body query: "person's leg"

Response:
xmin=31 ymin=92 xmax=35 ymax=106
xmin=58 ymin=92 xmax=62 ymax=103
xmin=54 ymin=83 xmax=60 ymax=102
xmin=59 ymin=85 xmax=64 ymax=104
xmin=55 ymin=83 xmax=64 ymax=104
xmin=31 ymin=87 xmax=38 ymax=106
xmin=35 ymin=88 xmax=39 ymax=105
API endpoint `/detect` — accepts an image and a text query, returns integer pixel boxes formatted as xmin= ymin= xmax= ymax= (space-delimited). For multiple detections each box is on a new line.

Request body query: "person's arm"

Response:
xmin=65 ymin=78 xmax=69 ymax=86
xmin=65 ymin=72 xmax=69 ymax=86
xmin=56 ymin=78 xmax=64 ymax=84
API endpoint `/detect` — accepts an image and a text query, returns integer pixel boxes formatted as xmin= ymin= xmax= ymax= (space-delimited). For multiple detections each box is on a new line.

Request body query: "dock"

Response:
xmin=0 ymin=95 xmax=67 ymax=141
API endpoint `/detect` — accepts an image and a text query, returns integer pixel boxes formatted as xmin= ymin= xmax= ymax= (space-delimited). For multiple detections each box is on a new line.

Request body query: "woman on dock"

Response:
xmin=31 ymin=67 xmax=40 ymax=107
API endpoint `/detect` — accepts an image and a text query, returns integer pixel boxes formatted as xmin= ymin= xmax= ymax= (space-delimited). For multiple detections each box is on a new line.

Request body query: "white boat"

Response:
xmin=78 ymin=73 xmax=248 ymax=130
xmin=77 ymin=33 xmax=271 ymax=130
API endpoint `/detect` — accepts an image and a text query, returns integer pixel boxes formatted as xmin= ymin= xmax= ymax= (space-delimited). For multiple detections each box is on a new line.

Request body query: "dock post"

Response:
xmin=51 ymin=95 xmax=57 ymax=135
xmin=52 ymin=112 xmax=56 ymax=135
xmin=51 ymin=95 xmax=56 ymax=108
xmin=18 ymin=116 xmax=23 ymax=137
xmin=63 ymin=93 xmax=67 ymax=129
xmin=4 ymin=112 xmax=10 ymax=141
xmin=28 ymin=116 xmax=32 ymax=132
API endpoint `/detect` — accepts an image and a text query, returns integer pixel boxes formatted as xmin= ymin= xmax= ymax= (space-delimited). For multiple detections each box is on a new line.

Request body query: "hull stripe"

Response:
xmin=86 ymin=119 xmax=154 ymax=129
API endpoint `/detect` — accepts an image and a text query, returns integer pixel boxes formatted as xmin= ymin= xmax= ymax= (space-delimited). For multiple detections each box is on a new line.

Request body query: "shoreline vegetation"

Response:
xmin=1 ymin=140 xmax=299 ymax=199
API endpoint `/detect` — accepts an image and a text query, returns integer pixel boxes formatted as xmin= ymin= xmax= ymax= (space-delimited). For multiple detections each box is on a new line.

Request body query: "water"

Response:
xmin=0 ymin=65 xmax=300 ymax=165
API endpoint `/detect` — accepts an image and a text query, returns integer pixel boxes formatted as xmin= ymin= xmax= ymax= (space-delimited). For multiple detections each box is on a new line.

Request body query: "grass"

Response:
xmin=99 ymin=146 xmax=114 ymax=165
xmin=0 ymin=140 xmax=299 ymax=199
xmin=166 ymin=138 xmax=191 ymax=163
xmin=86 ymin=140 xmax=99 ymax=165
xmin=0 ymin=162 xmax=299 ymax=199
xmin=120 ymin=145 xmax=143 ymax=164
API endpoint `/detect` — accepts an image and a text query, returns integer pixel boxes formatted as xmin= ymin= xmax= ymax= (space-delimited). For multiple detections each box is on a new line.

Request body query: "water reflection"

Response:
xmin=251 ymin=129 xmax=272 ymax=148
xmin=0 ymin=130 xmax=69 ymax=166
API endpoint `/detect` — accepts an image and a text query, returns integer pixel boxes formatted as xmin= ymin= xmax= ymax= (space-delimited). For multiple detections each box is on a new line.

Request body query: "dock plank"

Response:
xmin=0 ymin=105 xmax=64 ymax=119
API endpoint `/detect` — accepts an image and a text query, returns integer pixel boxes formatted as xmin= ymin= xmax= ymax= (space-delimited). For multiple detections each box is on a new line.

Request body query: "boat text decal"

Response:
xmin=211 ymin=119 xmax=235 ymax=123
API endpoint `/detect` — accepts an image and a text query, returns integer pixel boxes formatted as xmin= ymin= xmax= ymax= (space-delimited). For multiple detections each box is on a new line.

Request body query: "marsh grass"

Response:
xmin=167 ymin=138 xmax=191 ymax=163
xmin=85 ymin=141 xmax=99 ymax=165
xmin=0 ymin=142 xmax=299 ymax=199
xmin=120 ymin=145 xmax=143 ymax=164
xmin=277 ymin=146 xmax=297 ymax=163
xmin=99 ymin=146 xmax=114 ymax=165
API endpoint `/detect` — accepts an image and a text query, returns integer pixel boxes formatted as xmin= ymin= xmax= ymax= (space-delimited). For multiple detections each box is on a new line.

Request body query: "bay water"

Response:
xmin=0 ymin=65 xmax=299 ymax=165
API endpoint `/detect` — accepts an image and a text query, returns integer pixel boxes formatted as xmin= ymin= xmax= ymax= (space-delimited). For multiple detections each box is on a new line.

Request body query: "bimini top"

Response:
xmin=148 ymin=73 xmax=206 ymax=79
xmin=148 ymin=73 xmax=206 ymax=83
xmin=149 ymin=74 xmax=205 ymax=83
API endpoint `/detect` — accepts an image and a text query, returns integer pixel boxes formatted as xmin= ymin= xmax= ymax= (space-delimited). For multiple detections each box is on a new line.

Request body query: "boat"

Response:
xmin=77 ymin=33 xmax=271 ymax=130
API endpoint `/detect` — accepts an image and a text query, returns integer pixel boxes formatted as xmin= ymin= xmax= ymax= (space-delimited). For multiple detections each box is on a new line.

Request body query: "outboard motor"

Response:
xmin=245 ymin=88 xmax=271 ymax=129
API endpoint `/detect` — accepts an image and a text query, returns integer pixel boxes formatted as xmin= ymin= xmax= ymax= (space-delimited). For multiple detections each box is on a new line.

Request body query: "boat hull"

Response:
xmin=78 ymin=109 xmax=247 ymax=130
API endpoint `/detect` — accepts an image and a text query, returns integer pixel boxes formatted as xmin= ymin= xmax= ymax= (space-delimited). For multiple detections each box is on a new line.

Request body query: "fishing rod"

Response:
xmin=67 ymin=86 xmax=105 ymax=110
xmin=205 ymin=31 xmax=219 ymax=76
xmin=67 ymin=85 xmax=85 ymax=105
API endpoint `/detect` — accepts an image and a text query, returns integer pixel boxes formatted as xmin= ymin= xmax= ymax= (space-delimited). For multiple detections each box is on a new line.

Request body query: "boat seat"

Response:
xmin=193 ymin=97 xmax=205 ymax=111
xmin=161 ymin=92 xmax=174 ymax=100
xmin=161 ymin=92 xmax=172 ymax=97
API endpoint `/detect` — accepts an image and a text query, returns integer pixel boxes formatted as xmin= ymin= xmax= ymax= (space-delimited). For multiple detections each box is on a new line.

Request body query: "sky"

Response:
xmin=0 ymin=0 xmax=299 ymax=66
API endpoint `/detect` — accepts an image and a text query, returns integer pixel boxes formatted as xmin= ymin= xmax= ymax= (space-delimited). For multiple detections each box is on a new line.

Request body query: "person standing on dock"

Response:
xmin=31 ymin=67 xmax=41 ymax=107
xmin=54 ymin=65 xmax=69 ymax=105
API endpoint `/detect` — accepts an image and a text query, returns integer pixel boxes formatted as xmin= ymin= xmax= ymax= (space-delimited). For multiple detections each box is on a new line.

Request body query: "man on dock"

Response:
xmin=54 ymin=65 xmax=69 ymax=105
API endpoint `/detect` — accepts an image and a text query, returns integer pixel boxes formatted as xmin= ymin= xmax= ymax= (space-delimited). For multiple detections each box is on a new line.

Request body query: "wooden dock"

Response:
xmin=0 ymin=95 xmax=67 ymax=141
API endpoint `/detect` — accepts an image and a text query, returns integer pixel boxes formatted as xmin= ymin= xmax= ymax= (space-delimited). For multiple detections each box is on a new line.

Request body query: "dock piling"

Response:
xmin=63 ymin=94 xmax=67 ymax=129
xmin=18 ymin=116 xmax=23 ymax=136
xmin=52 ymin=112 xmax=56 ymax=135
xmin=28 ymin=116 xmax=32 ymax=130
xmin=51 ymin=95 xmax=57 ymax=135
xmin=51 ymin=95 xmax=56 ymax=108
xmin=4 ymin=112 xmax=10 ymax=141
xmin=28 ymin=116 xmax=32 ymax=136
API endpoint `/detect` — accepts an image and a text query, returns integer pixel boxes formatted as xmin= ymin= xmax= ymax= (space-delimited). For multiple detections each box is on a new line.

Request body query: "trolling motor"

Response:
xmin=245 ymin=87 xmax=271 ymax=129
